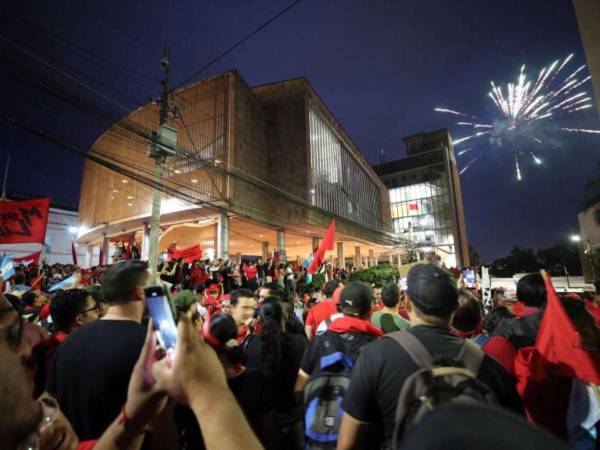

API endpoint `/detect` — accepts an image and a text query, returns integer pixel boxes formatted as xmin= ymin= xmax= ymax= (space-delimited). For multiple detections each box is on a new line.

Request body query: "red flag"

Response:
xmin=168 ymin=244 xmax=202 ymax=264
xmin=71 ymin=241 xmax=78 ymax=265
xmin=30 ymin=274 xmax=42 ymax=290
xmin=535 ymin=271 xmax=600 ymax=384
xmin=0 ymin=198 xmax=50 ymax=244
xmin=13 ymin=251 xmax=42 ymax=266
xmin=408 ymin=202 xmax=419 ymax=211
xmin=308 ymin=219 xmax=336 ymax=274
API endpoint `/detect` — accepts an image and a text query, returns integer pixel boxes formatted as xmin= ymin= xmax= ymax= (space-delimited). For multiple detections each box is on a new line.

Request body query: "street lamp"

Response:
xmin=570 ymin=235 xmax=581 ymax=243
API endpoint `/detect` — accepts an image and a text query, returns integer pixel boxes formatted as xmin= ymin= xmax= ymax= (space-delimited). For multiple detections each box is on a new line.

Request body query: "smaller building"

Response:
xmin=372 ymin=129 xmax=470 ymax=268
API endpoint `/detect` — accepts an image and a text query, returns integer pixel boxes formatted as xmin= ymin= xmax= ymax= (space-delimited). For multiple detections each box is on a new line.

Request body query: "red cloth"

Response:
xmin=190 ymin=266 xmax=209 ymax=287
xmin=30 ymin=275 xmax=42 ymax=290
xmin=482 ymin=335 xmax=517 ymax=377
xmin=243 ymin=265 xmax=258 ymax=280
xmin=39 ymin=303 xmax=50 ymax=321
xmin=514 ymin=346 xmax=572 ymax=439
xmin=398 ymin=307 xmax=410 ymax=321
xmin=307 ymin=219 xmax=335 ymax=274
xmin=78 ymin=440 xmax=97 ymax=450
xmin=169 ymin=244 xmax=203 ymax=264
xmin=305 ymin=300 xmax=338 ymax=332
xmin=535 ymin=274 xmax=600 ymax=384
xmin=512 ymin=301 xmax=525 ymax=317
xmin=14 ymin=251 xmax=42 ymax=266
xmin=328 ymin=316 xmax=384 ymax=337
xmin=0 ymin=198 xmax=50 ymax=244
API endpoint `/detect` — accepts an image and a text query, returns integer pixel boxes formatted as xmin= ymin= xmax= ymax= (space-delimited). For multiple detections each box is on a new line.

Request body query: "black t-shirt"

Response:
xmin=176 ymin=368 xmax=269 ymax=449
xmin=46 ymin=319 xmax=145 ymax=440
xmin=341 ymin=325 xmax=523 ymax=448
xmin=300 ymin=331 xmax=377 ymax=375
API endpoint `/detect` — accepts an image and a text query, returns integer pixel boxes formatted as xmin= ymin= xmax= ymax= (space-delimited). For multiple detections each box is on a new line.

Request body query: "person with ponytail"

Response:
xmin=175 ymin=312 xmax=272 ymax=449
xmin=244 ymin=297 xmax=308 ymax=450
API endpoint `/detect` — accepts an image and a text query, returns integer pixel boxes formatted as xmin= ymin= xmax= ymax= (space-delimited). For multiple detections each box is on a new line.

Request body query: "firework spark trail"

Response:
xmin=564 ymin=75 xmax=591 ymax=94
xmin=460 ymin=157 xmax=479 ymax=175
xmin=457 ymin=121 xmax=493 ymax=128
xmin=564 ymin=64 xmax=586 ymax=81
xmin=457 ymin=147 xmax=474 ymax=156
xmin=436 ymin=54 xmax=598 ymax=179
xmin=434 ymin=108 xmax=472 ymax=117
xmin=530 ymin=152 xmax=542 ymax=165
xmin=557 ymin=127 xmax=600 ymax=134
xmin=452 ymin=131 xmax=491 ymax=146
xmin=556 ymin=53 xmax=574 ymax=74
xmin=569 ymin=104 xmax=593 ymax=112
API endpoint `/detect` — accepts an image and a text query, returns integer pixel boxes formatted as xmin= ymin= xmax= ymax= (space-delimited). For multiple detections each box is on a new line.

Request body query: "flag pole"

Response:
xmin=1 ymin=153 xmax=10 ymax=201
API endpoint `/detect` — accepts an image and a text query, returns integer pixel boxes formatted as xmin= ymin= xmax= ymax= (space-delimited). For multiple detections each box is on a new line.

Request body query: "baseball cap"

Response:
xmin=339 ymin=282 xmax=373 ymax=316
xmin=172 ymin=290 xmax=197 ymax=314
xmin=407 ymin=264 xmax=458 ymax=316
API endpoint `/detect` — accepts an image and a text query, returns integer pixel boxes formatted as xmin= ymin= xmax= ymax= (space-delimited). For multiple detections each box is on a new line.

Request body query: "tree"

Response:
xmin=537 ymin=240 xmax=582 ymax=276
xmin=468 ymin=245 xmax=481 ymax=267
xmin=490 ymin=246 xmax=541 ymax=277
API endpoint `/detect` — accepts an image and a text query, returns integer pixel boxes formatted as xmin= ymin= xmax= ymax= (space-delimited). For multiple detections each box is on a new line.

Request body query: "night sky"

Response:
xmin=1 ymin=0 xmax=598 ymax=262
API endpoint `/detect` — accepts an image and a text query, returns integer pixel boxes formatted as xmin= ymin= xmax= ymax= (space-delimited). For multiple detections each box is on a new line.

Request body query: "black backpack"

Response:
xmin=303 ymin=332 xmax=372 ymax=449
xmin=387 ymin=331 xmax=498 ymax=446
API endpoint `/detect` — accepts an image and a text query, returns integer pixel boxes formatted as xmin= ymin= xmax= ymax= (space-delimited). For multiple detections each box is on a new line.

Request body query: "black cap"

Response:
xmin=339 ymin=282 xmax=373 ymax=316
xmin=407 ymin=264 xmax=458 ymax=317
xmin=102 ymin=260 xmax=149 ymax=302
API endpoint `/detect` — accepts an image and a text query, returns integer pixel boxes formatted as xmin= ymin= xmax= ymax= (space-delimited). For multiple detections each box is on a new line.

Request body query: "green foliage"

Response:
xmin=296 ymin=272 xmax=327 ymax=295
xmin=349 ymin=263 xmax=400 ymax=288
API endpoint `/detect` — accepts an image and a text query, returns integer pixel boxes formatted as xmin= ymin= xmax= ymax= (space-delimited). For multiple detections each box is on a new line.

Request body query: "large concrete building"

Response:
xmin=77 ymin=70 xmax=397 ymax=268
xmin=372 ymin=129 xmax=470 ymax=268
xmin=572 ymin=0 xmax=600 ymax=280
xmin=573 ymin=0 xmax=600 ymax=118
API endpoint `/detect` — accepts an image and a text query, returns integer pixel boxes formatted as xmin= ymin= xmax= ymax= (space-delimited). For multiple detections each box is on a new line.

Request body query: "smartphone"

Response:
xmin=145 ymin=286 xmax=177 ymax=354
xmin=462 ymin=269 xmax=476 ymax=288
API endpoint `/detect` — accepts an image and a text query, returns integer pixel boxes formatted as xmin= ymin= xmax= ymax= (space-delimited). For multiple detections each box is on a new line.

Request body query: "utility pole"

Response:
xmin=147 ymin=44 xmax=178 ymax=278
xmin=1 ymin=152 xmax=10 ymax=200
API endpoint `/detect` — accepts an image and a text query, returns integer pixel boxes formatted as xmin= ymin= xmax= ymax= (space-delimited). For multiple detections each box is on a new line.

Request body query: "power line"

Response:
xmin=174 ymin=0 xmax=303 ymax=89
xmin=0 ymin=32 xmax=135 ymax=112
xmin=1 ymin=10 xmax=160 ymax=89
xmin=0 ymin=27 xmax=401 ymax=246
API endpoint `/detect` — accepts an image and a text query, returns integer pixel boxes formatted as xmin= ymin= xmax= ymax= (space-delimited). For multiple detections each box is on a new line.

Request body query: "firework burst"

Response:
xmin=436 ymin=53 xmax=600 ymax=180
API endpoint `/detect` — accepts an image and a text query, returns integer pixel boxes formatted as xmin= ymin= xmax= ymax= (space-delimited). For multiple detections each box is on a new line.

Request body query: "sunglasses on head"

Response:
xmin=0 ymin=306 xmax=24 ymax=350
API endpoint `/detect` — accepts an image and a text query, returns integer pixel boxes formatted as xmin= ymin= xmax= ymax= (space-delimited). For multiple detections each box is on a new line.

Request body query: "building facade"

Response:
xmin=77 ymin=71 xmax=395 ymax=268
xmin=372 ymin=129 xmax=470 ymax=268
xmin=573 ymin=0 xmax=600 ymax=118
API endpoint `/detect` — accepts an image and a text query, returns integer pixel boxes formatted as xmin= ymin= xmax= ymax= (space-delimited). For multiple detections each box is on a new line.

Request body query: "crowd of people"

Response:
xmin=1 ymin=256 xmax=599 ymax=450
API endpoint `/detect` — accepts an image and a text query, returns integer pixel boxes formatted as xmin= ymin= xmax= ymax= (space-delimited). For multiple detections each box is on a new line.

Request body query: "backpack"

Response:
xmin=380 ymin=313 xmax=401 ymax=334
xmin=388 ymin=331 xmax=498 ymax=446
xmin=303 ymin=333 xmax=368 ymax=449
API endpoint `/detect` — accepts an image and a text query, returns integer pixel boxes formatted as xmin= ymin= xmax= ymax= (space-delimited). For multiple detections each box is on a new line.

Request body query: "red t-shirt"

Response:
xmin=244 ymin=265 xmax=258 ymax=280
xmin=305 ymin=300 xmax=338 ymax=332
xmin=190 ymin=267 xmax=209 ymax=286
